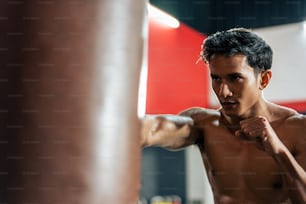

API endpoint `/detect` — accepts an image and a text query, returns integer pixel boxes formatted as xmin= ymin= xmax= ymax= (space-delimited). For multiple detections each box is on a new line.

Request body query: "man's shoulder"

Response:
xmin=272 ymin=103 xmax=305 ymax=123
xmin=270 ymin=103 xmax=302 ymax=123
xmin=282 ymin=112 xmax=306 ymax=160
xmin=179 ymin=107 xmax=221 ymax=127
xmin=284 ymin=112 xmax=306 ymax=128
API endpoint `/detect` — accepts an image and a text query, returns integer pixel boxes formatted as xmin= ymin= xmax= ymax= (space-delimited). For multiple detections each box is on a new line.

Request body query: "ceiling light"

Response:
xmin=148 ymin=4 xmax=180 ymax=29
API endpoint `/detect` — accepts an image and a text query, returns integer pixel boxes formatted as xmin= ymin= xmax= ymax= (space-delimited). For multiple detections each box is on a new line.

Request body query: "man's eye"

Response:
xmin=229 ymin=75 xmax=242 ymax=82
xmin=211 ymin=76 xmax=221 ymax=82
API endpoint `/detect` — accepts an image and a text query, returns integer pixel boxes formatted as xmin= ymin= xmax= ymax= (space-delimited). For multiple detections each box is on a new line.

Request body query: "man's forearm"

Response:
xmin=141 ymin=115 xmax=194 ymax=149
xmin=274 ymin=146 xmax=306 ymax=203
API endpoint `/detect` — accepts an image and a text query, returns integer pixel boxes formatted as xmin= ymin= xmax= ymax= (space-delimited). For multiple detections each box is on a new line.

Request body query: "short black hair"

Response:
xmin=201 ymin=28 xmax=273 ymax=72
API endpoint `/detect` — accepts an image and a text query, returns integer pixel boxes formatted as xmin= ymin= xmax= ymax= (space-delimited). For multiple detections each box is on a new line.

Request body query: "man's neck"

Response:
xmin=220 ymin=99 xmax=272 ymax=130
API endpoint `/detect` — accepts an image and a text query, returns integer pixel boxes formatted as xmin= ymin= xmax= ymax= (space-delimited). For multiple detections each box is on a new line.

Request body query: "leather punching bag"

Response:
xmin=0 ymin=1 xmax=146 ymax=203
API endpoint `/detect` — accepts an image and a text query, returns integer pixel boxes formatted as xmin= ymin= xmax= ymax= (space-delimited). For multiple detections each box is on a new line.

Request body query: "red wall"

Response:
xmin=145 ymin=20 xmax=306 ymax=114
xmin=146 ymin=20 xmax=208 ymax=114
xmin=277 ymin=100 xmax=306 ymax=113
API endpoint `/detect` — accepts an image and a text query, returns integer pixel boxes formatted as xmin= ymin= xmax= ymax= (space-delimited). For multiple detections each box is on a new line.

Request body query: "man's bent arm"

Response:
xmin=273 ymin=115 xmax=306 ymax=203
xmin=236 ymin=114 xmax=306 ymax=202
xmin=274 ymin=146 xmax=306 ymax=203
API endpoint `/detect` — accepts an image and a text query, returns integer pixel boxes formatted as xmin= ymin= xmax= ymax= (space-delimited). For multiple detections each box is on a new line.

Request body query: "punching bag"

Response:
xmin=0 ymin=0 xmax=146 ymax=203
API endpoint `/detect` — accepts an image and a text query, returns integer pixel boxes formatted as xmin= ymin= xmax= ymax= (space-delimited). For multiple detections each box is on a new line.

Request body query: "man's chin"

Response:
xmin=221 ymin=107 xmax=240 ymax=117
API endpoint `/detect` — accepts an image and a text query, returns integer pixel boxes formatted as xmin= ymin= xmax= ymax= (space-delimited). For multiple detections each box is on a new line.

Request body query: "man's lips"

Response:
xmin=220 ymin=101 xmax=238 ymax=106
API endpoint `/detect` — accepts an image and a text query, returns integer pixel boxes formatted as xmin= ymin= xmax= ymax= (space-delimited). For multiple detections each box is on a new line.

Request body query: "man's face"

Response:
xmin=208 ymin=54 xmax=262 ymax=117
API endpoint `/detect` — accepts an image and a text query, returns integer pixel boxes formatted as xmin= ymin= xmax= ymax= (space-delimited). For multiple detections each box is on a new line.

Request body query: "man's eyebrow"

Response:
xmin=227 ymin=72 xmax=242 ymax=77
xmin=210 ymin=72 xmax=242 ymax=78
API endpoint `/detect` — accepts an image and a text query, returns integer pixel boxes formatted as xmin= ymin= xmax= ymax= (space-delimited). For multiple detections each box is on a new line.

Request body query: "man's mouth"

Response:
xmin=221 ymin=101 xmax=238 ymax=108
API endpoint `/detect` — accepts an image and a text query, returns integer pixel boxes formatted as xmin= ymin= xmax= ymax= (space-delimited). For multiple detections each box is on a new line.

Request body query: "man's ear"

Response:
xmin=259 ymin=70 xmax=272 ymax=90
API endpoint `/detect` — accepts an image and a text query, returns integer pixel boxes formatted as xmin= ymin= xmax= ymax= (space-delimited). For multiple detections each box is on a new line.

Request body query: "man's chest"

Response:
xmin=201 ymin=125 xmax=289 ymax=200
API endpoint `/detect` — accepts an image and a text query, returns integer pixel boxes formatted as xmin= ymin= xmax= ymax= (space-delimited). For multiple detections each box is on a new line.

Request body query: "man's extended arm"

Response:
xmin=141 ymin=114 xmax=195 ymax=149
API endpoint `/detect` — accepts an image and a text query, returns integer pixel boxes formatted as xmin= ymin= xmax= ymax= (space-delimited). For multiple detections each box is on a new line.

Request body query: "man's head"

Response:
xmin=201 ymin=28 xmax=273 ymax=74
xmin=201 ymin=28 xmax=274 ymax=118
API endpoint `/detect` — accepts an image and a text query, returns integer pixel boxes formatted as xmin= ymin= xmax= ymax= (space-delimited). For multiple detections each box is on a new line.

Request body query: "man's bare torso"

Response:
xmin=189 ymin=108 xmax=303 ymax=204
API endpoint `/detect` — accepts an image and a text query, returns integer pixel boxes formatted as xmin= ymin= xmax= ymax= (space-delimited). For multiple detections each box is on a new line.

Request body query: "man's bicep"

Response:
xmin=294 ymin=116 xmax=306 ymax=170
xmin=179 ymin=107 xmax=208 ymax=148
xmin=295 ymin=136 xmax=306 ymax=171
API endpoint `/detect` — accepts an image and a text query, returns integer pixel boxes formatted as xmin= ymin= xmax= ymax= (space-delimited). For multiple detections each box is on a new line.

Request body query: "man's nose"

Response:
xmin=218 ymin=83 xmax=232 ymax=98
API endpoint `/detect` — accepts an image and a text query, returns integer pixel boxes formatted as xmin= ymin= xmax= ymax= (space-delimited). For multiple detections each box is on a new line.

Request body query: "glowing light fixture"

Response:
xmin=148 ymin=4 xmax=180 ymax=29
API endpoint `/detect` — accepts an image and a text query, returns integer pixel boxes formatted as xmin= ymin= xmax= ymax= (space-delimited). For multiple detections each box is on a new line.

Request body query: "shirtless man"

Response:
xmin=141 ymin=28 xmax=306 ymax=203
